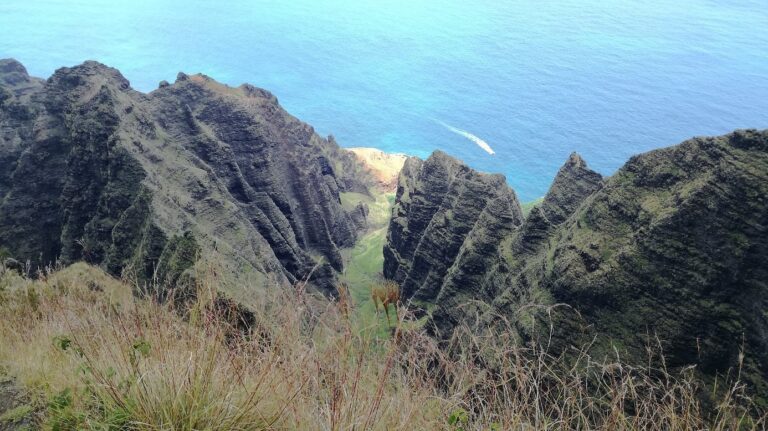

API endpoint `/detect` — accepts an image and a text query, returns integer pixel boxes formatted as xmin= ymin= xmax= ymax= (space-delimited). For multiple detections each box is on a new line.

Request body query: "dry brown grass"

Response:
xmin=0 ymin=263 xmax=764 ymax=430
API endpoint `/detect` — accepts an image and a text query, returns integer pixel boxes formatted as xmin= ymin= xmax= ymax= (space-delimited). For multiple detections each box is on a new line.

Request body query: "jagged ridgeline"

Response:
xmin=0 ymin=59 xmax=373 ymax=298
xmin=385 ymin=131 xmax=768 ymax=402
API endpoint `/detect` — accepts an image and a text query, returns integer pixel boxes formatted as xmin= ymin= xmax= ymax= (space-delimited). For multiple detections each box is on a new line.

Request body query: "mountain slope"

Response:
xmin=0 ymin=59 xmax=372 ymax=298
xmin=385 ymin=130 xmax=768 ymax=400
xmin=383 ymin=151 xmax=524 ymax=312
xmin=519 ymin=130 xmax=768 ymax=399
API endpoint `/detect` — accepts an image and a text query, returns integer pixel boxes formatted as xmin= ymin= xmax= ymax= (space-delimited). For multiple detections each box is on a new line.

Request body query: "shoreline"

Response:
xmin=346 ymin=147 xmax=409 ymax=192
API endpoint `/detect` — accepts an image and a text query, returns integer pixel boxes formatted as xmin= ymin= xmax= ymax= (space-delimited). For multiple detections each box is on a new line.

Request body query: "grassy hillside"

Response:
xmin=1 ymin=262 xmax=765 ymax=429
xmin=0 ymin=264 xmax=448 ymax=430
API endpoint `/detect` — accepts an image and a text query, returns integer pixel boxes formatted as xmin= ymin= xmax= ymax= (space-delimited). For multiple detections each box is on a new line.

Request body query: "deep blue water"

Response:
xmin=1 ymin=0 xmax=767 ymax=200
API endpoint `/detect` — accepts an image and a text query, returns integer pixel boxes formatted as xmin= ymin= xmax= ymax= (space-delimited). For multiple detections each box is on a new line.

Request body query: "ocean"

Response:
xmin=1 ymin=0 xmax=766 ymax=201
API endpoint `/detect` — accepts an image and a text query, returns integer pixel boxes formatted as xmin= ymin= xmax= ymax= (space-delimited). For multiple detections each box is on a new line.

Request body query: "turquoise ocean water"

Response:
xmin=1 ymin=0 xmax=767 ymax=200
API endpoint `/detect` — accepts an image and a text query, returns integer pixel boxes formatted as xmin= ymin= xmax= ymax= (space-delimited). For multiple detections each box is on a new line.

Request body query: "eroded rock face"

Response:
xmin=384 ymin=131 xmax=768 ymax=400
xmin=514 ymin=152 xmax=603 ymax=255
xmin=538 ymin=153 xmax=603 ymax=224
xmin=527 ymin=131 xmax=768 ymax=400
xmin=0 ymin=60 xmax=372 ymax=296
xmin=383 ymin=151 xmax=524 ymax=309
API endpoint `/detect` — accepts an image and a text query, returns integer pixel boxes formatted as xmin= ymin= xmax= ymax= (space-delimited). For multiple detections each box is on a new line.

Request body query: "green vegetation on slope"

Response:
xmin=382 ymin=131 xmax=768 ymax=406
xmin=520 ymin=197 xmax=544 ymax=217
xmin=0 ymin=59 xmax=372 ymax=298
xmin=340 ymin=191 xmax=393 ymax=227
xmin=340 ymin=191 xmax=398 ymax=337
xmin=343 ymin=225 xmax=392 ymax=337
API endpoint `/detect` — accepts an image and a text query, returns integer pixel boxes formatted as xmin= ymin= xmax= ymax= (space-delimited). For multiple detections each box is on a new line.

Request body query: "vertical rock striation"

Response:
xmin=514 ymin=152 xmax=603 ymax=255
xmin=384 ymin=131 xmax=768 ymax=401
xmin=383 ymin=151 xmax=524 ymax=316
xmin=0 ymin=60 xmax=373 ymax=297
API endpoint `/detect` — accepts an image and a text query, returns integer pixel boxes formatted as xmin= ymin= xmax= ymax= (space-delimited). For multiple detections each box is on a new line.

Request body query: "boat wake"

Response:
xmin=435 ymin=120 xmax=495 ymax=155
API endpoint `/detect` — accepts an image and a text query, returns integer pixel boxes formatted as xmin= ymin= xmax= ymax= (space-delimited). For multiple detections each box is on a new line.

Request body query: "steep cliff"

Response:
xmin=383 ymin=151 xmax=524 ymax=311
xmin=0 ymin=59 xmax=372 ymax=298
xmin=385 ymin=131 xmax=768 ymax=399
xmin=513 ymin=152 xmax=603 ymax=255
xmin=519 ymin=130 xmax=768 ymax=400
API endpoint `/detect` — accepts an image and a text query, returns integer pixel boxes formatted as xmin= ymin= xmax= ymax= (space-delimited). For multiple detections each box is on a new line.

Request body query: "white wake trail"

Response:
xmin=435 ymin=120 xmax=495 ymax=155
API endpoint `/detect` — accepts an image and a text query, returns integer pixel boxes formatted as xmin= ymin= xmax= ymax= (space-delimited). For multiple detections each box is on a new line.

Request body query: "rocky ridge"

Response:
xmin=0 ymin=59 xmax=373 ymax=299
xmin=383 ymin=151 xmax=524 ymax=314
xmin=385 ymin=130 xmax=768 ymax=401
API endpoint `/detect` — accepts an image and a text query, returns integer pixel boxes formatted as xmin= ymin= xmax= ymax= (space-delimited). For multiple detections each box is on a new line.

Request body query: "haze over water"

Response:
xmin=2 ymin=0 xmax=767 ymax=200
